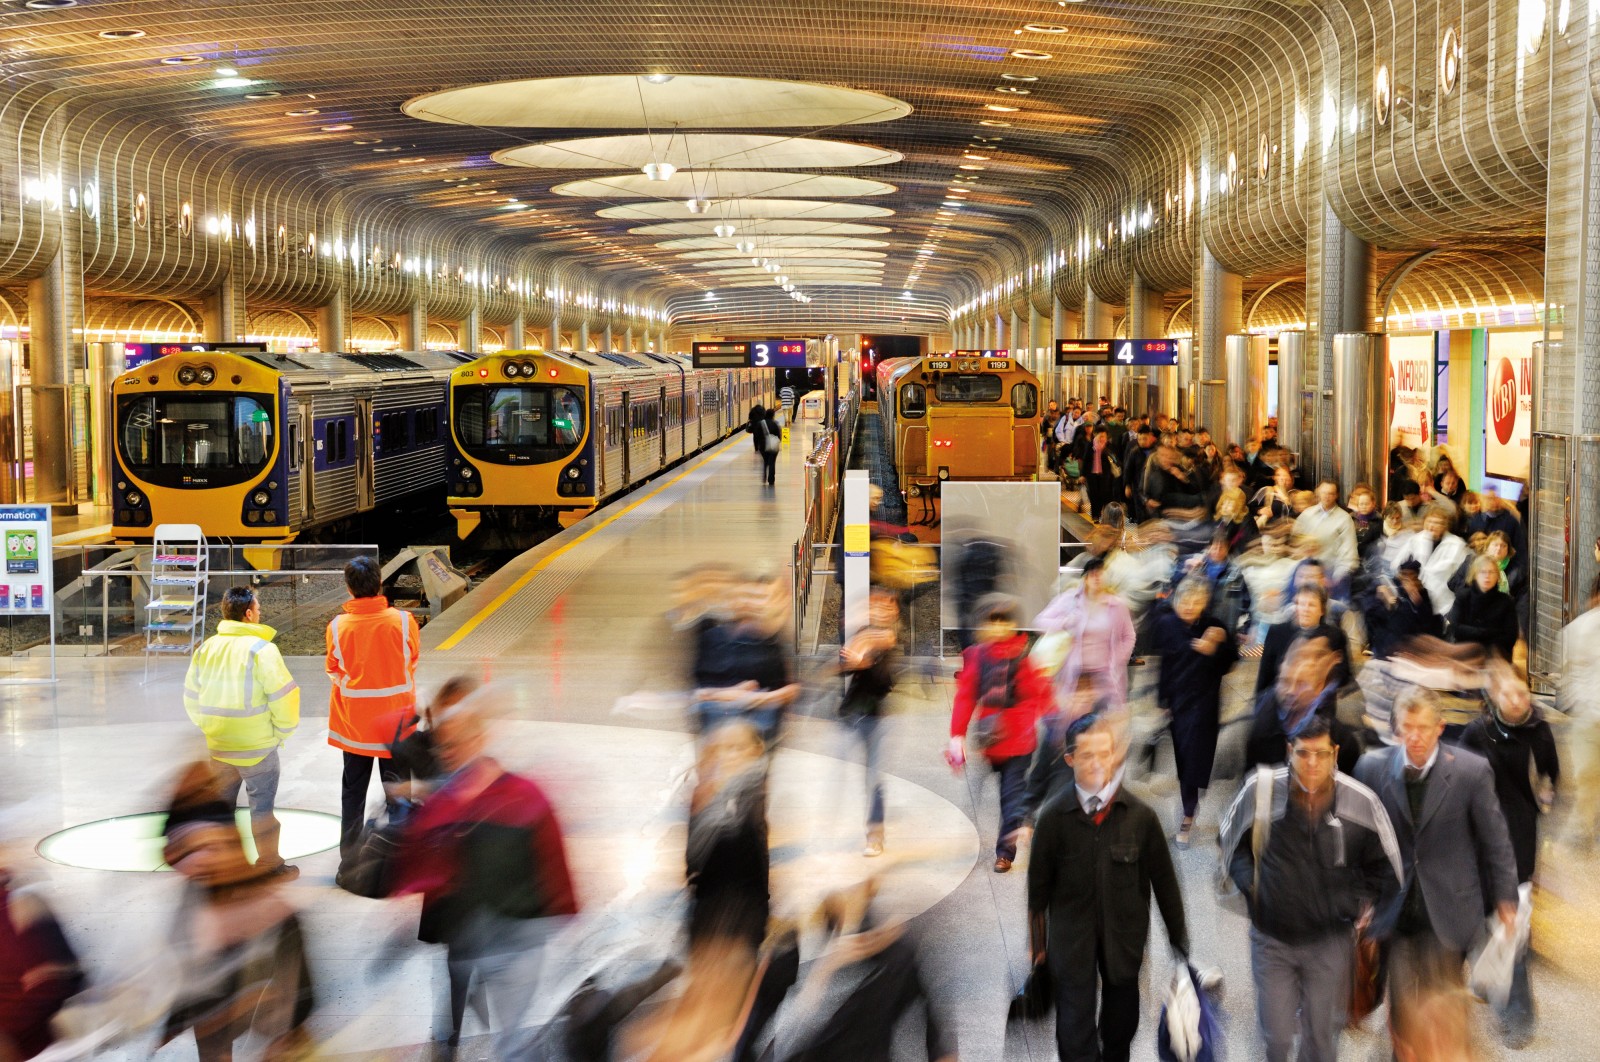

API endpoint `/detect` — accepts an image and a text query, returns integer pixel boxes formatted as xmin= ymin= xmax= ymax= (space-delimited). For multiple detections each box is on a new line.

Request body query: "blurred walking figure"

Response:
xmin=1561 ymin=574 xmax=1600 ymax=850
xmin=686 ymin=721 xmax=770 ymax=961
xmin=948 ymin=594 xmax=1053 ymax=872
xmin=1149 ymin=578 xmax=1239 ymax=847
xmin=1027 ymin=719 xmax=1188 ymax=1062
xmin=1459 ymin=664 xmax=1558 ymax=1047
xmin=182 ymin=585 xmax=301 ymax=880
xmin=0 ymin=868 xmax=84 ymax=1060
xmin=687 ymin=573 xmax=799 ymax=746
xmin=748 ymin=405 xmax=781 ymax=486
xmin=159 ymin=811 xmax=315 ymax=1062
xmin=1035 ymin=556 xmax=1136 ymax=718
xmin=390 ymin=687 xmax=578 ymax=1059
xmin=1220 ymin=714 xmax=1403 ymax=1062
xmin=838 ymin=589 xmax=900 ymax=856
xmin=327 ymin=556 xmax=421 ymax=887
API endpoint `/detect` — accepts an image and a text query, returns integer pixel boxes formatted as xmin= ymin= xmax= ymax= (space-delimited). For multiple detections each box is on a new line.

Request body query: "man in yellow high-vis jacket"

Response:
xmin=183 ymin=585 xmax=301 ymax=880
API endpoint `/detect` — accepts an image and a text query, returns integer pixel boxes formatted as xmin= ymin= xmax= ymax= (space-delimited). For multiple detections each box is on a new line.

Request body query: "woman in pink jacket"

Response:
xmin=1033 ymin=556 xmax=1136 ymax=720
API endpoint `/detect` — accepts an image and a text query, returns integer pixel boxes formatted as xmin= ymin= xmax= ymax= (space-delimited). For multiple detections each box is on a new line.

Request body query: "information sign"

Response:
xmin=123 ymin=342 xmax=267 ymax=369
xmin=1055 ymin=340 xmax=1113 ymax=365
xmin=691 ymin=341 xmax=751 ymax=369
xmin=0 ymin=506 xmax=51 ymax=615
xmin=752 ymin=339 xmax=808 ymax=368
xmin=1387 ymin=335 xmax=1435 ymax=449
xmin=1485 ymin=331 xmax=1536 ymax=480
xmin=1112 ymin=339 xmax=1181 ymax=366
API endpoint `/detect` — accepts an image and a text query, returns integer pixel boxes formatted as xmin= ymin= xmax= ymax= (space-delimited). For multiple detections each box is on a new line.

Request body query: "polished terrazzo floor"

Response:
xmin=2 ymin=433 xmax=1598 ymax=1060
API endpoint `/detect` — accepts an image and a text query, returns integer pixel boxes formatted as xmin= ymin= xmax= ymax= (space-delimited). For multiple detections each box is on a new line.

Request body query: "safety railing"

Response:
xmin=12 ymin=543 xmax=381 ymax=659
xmin=792 ymin=387 xmax=858 ymax=648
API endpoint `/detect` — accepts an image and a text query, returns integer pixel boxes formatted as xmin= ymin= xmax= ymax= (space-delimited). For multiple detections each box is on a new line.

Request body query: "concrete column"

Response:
xmin=1530 ymin=3 xmax=1600 ymax=682
xmin=549 ymin=314 xmax=562 ymax=351
xmin=201 ymin=268 xmax=247 ymax=344
xmin=25 ymin=242 xmax=82 ymax=504
xmin=603 ymin=323 xmax=614 ymax=352
xmin=624 ymin=327 xmax=634 ymax=351
xmin=404 ymin=299 xmax=427 ymax=351
xmin=507 ymin=313 xmax=525 ymax=350
xmin=578 ymin=320 xmax=590 ymax=351
xmin=317 ymin=289 xmax=347 ymax=353
xmin=462 ymin=304 xmax=482 ymax=353
xmin=1010 ymin=309 xmax=1023 ymax=355
xmin=1192 ymin=243 xmax=1242 ymax=436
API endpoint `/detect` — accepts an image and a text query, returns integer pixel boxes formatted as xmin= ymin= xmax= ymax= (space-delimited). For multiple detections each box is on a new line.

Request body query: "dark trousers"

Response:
xmin=761 ymin=449 xmax=778 ymax=484
xmin=339 ymin=751 xmax=402 ymax=865
xmin=993 ymin=755 xmax=1030 ymax=860
xmin=1053 ymin=942 xmax=1140 ymax=1062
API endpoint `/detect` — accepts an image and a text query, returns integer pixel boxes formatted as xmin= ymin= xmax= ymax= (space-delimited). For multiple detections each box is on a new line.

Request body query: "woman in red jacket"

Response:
xmin=947 ymin=594 xmax=1055 ymax=872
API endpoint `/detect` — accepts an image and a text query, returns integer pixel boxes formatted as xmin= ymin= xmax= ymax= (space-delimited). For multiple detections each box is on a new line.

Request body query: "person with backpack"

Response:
xmin=749 ymin=405 xmax=782 ymax=486
xmin=947 ymin=594 xmax=1053 ymax=873
xmin=1219 ymin=714 xmax=1403 ymax=1062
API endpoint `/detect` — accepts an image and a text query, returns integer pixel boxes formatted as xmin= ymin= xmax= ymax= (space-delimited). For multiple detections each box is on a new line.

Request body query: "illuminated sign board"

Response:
xmin=691 ymin=341 xmax=751 ymax=368
xmin=1055 ymin=339 xmax=1180 ymax=366
xmin=1055 ymin=340 xmax=1113 ymax=365
xmin=952 ymin=349 xmax=1008 ymax=358
xmin=752 ymin=339 xmax=809 ymax=368
xmin=122 ymin=341 xmax=268 ymax=369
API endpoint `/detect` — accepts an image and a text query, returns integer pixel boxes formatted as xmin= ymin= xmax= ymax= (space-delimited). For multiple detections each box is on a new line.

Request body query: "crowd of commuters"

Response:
xmin=4 ymin=391 xmax=1598 ymax=1062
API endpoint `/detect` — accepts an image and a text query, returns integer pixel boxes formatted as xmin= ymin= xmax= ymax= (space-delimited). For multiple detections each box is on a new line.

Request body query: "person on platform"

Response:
xmin=390 ymin=687 xmax=578 ymax=1058
xmin=837 ymin=589 xmax=900 ymax=857
xmin=1082 ymin=425 xmax=1121 ymax=520
xmin=948 ymin=594 xmax=1053 ymax=872
xmin=1294 ymin=480 xmax=1359 ymax=597
xmin=1363 ymin=558 xmax=1443 ymax=660
xmin=1027 ymin=719 xmax=1188 ymax=1062
xmin=1252 ymin=464 xmax=1297 ymax=528
xmin=1254 ymin=584 xmax=1350 ymax=700
xmin=1448 ymin=555 xmax=1519 ymax=660
xmin=327 ymin=555 xmax=421 ymax=889
xmin=1403 ymin=508 xmax=1470 ymax=617
xmin=182 ymin=585 xmax=301 ymax=880
xmin=1245 ymin=640 xmax=1362 ymax=776
xmin=1035 ymin=556 xmax=1136 ymax=717
xmin=1149 ymin=577 xmax=1238 ymax=847
xmin=0 ymin=867 xmax=84 ymax=1061
xmin=1220 ymin=714 xmax=1403 ymax=1062
xmin=1561 ymin=574 xmax=1600 ymax=851
xmin=1354 ymin=691 xmax=1518 ymax=1011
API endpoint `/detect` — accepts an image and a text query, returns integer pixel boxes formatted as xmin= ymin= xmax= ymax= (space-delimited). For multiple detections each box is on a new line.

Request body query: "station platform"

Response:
xmin=4 ymin=431 xmax=1600 ymax=1060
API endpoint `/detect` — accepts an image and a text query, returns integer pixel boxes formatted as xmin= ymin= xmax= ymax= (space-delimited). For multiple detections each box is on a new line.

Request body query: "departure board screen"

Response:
xmin=692 ymin=342 xmax=751 ymax=368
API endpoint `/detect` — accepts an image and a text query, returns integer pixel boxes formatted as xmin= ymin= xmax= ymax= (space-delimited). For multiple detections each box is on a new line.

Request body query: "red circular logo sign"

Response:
xmin=1490 ymin=357 xmax=1518 ymax=445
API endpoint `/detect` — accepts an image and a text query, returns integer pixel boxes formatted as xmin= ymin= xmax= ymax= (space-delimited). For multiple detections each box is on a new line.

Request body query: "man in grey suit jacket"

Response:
xmin=1354 ymin=689 xmax=1518 ymax=1004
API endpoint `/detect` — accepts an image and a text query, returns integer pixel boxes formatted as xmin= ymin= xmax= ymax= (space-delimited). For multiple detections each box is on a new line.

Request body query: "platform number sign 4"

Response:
xmin=1115 ymin=340 xmax=1134 ymax=364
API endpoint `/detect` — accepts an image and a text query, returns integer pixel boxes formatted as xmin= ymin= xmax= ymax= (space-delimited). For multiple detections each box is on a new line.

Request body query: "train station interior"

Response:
xmin=1 ymin=0 xmax=1599 ymax=1059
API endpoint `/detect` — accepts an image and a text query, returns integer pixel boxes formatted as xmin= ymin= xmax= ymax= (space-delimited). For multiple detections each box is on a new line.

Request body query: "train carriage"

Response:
xmin=875 ymin=352 xmax=1042 ymax=499
xmin=111 ymin=349 xmax=471 ymax=540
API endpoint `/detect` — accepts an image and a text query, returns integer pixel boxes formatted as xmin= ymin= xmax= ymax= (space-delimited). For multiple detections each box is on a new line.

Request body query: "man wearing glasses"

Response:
xmin=1220 ymin=715 xmax=1404 ymax=1061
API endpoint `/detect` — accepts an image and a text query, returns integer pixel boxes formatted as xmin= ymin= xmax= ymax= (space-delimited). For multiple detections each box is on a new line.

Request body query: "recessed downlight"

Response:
xmin=1000 ymin=73 xmax=1039 ymax=82
xmin=643 ymin=73 xmax=674 ymax=84
xmin=320 ymin=123 xmax=353 ymax=132
xmin=985 ymin=104 xmax=1020 ymax=112
xmin=285 ymin=108 xmax=319 ymax=117
xmin=24 ymin=0 xmax=76 ymax=8
xmin=1009 ymin=49 xmax=1054 ymax=60
xmin=352 ymin=138 xmax=382 ymax=145
xmin=97 ymin=28 xmax=146 ymax=40
xmin=996 ymin=86 xmax=1032 ymax=95
xmin=372 ymin=146 xmax=403 ymax=153
xmin=1023 ymin=22 xmax=1069 ymax=32
xmin=958 ymin=164 xmax=985 ymax=171
xmin=963 ymin=153 xmax=990 ymax=160
xmin=979 ymin=120 xmax=1013 ymax=127
xmin=160 ymin=55 xmax=206 ymax=65
xmin=244 ymin=90 xmax=282 ymax=100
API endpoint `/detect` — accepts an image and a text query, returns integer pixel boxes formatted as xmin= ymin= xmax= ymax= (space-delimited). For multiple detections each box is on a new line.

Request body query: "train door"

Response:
xmin=291 ymin=398 xmax=314 ymax=523
xmin=620 ymin=391 xmax=632 ymax=484
xmin=354 ymin=396 xmax=375 ymax=511
xmin=660 ymin=385 xmax=669 ymax=464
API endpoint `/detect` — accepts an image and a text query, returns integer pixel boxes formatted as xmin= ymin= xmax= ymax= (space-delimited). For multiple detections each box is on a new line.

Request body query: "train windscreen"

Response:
xmin=934 ymin=374 xmax=1003 ymax=403
xmin=454 ymin=384 xmax=586 ymax=462
xmin=117 ymin=393 xmax=274 ymax=488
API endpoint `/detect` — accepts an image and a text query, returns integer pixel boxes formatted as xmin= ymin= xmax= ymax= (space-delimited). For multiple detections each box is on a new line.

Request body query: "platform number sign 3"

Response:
xmin=752 ymin=342 xmax=773 ymax=366
xmin=1115 ymin=340 xmax=1134 ymax=364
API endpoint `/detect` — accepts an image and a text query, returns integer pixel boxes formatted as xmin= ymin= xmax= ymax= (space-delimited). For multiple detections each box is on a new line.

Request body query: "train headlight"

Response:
xmin=176 ymin=366 xmax=197 ymax=385
xmin=251 ymin=490 xmax=271 ymax=507
xmin=125 ymin=491 xmax=143 ymax=507
xmin=461 ymin=467 xmax=474 ymax=478
xmin=565 ymin=468 xmax=579 ymax=479
xmin=197 ymin=366 xmax=216 ymax=385
xmin=503 ymin=362 xmax=519 ymax=378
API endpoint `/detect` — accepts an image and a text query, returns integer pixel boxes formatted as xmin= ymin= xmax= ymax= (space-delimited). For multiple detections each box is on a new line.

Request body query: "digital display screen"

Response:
xmin=753 ymin=339 xmax=808 ymax=368
xmin=952 ymin=349 xmax=1008 ymax=358
xmin=122 ymin=342 xmax=267 ymax=369
xmin=1112 ymin=339 xmax=1181 ymax=366
xmin=1056 ymin=340 xmax=1113 ymax=365
xmin=692 ymin=342 xmax=751 ymax=368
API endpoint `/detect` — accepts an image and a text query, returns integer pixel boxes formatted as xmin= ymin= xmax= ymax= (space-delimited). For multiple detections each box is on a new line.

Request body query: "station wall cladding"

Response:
xmin=0 ymin=90 xmax=667 ymax=340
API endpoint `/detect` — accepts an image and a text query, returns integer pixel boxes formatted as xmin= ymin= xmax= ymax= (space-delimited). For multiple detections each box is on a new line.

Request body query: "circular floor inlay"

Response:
xmin=37 ymin=808 xmax=340 ymax=872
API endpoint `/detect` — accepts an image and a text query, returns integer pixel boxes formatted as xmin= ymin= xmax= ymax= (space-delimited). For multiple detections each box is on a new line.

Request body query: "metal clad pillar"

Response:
xmin=603 ymin=323 xmax=614 ymax=352
xmin=318 ymin=289 xmax=347 ymax=353
xmin=1276 ymin=330 xmax=1307 ymax=457
xmin=1531 ymin=6 xmax=1600 ymax=686
xmin=1193 ymin=243 xmax=1242 ymax=435
xmin=405 ymin=299 xmax=427 ymax=351
xmin=577 ymin=320 xmax=590 ymax=351
xmin=1010 ymin=309 xmax=1023 ymax=355
xmin=1129 ymin=274 xmax=1164 ymax=416
xmin=462 ymin=304 xmax=482 ymax=354
xmin=1307 ymin=199 xmax=1375 ymax=484
xmin=26 ymin=242 xmax=81 ymax=504
xmin=1332 ymin=333 xmax=1388 ymax=500
xmin=549 ymin=313 xmax=562 ymax=351
xmin=201 ymin=264 xmax=247 ymax=344
xmin=509 ymin=313 xmax=526 ymax=350
xmin=1224 ymin=334 xmax=1270 ymax=448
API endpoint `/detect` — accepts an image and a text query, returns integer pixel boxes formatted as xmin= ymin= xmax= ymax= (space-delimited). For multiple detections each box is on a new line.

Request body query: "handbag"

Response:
xmin=1347 ymin=924 xmax=1384 ymax=1027
xmin=1063 ymin=457 xmax=1082 ymax=479
xmin=340 ymin=806 xmax=411 ymax=898
xmin=764 ymin=431 xmax=780 ymax=454
xmin=1007 ymin=960 xmax=1054 ymax=1021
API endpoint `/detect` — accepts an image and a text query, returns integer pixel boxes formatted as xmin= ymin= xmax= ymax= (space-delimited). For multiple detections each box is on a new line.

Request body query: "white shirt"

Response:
xmin=1076 ymin=766 xmax=1126 ymax=815
xmin=1405 ymin=531 xmax=1469 ymax=615
xmin=1404 ymin=744 xmax=1440 ymax=779
xmin=1293 ymin=503 xmax=1359 ymax=578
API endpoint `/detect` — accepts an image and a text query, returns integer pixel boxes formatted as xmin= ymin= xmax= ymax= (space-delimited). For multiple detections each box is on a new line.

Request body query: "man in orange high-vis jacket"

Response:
xmin=326 ymin=555 xmax=420 ymax=885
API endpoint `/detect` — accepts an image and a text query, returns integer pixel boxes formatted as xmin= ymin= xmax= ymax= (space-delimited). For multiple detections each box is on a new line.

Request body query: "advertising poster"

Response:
xmin=1387 ymin=335 xmax=1435 ymax=449
xmin=1485 ymin=331 xmax=1537 ymax=480
xmin=0 ymin=506 xmax=52 ymax=615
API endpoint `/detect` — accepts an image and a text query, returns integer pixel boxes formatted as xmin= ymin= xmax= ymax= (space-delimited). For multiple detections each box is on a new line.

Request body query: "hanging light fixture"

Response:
xmin=686 ymin=197 xmax=710 ymax=214
xmin=642 ymin=161 xmax=677 ymax=181
xmin=736 ymin=240 xmax=755 ymax=253
xmin=713 ymin=223 xmax=737 ymax=238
